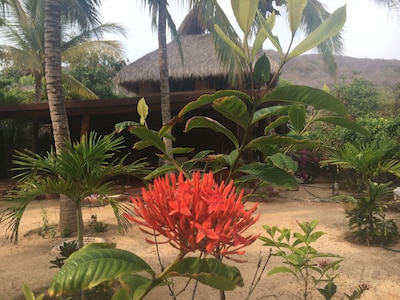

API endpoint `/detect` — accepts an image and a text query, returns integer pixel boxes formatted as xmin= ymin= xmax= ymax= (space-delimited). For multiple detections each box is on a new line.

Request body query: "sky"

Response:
xmin=100 ymin=0 xmax=400 ymax=62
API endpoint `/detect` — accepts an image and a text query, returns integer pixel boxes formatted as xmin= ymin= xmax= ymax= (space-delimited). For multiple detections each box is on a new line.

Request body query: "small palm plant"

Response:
xmin=1 ymin=131 xmax=150 ymax=246
xmin=348 ymin=180 xmax=399 ymax=246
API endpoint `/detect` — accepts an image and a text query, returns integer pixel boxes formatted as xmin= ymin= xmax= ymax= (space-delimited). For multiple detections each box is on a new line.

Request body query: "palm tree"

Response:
xmin=137 ymin=0 xmax=179 ymax=156
xmin=43 ymin=0 xmax=104 ymax=233
xmin=1 ymin=0 xmax=126 ymax=103
xmin=1 ymin=131 xmax=150 ymax=246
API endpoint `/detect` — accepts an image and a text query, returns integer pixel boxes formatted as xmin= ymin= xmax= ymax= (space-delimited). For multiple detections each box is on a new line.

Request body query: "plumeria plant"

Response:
xmin=48 ymin=171 xmax=259 ymax=299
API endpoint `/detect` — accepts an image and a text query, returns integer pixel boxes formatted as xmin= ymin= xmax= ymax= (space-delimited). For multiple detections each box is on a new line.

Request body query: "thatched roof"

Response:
xmin=115 ymin=34 xmax=226 ymax=93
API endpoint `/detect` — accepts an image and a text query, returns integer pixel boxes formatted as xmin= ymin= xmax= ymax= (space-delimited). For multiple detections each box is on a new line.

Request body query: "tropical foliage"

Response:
xmin=65 ymin=52 xmax=127 ymax=99
xmin=0 ymin=0 xmax=126 ymax=101
xmin=346 ymin=180 xmax=399 ymax=245
xmin=116 ymin=1 xmax=366 ymax=198
xmin=48 ymin=172 xmax=256 ymax=299
xmin=320 ymin=140 xmax=400 ymax=191
xmin=260 ymin=220 xmax=344 ymax=300
xmin=0 ymin=132 xmax=150 ymax=246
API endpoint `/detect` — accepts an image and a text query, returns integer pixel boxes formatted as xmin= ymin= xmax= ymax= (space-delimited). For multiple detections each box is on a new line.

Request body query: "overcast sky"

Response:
xmin=100 ymin=0 xmax=400 ymax=62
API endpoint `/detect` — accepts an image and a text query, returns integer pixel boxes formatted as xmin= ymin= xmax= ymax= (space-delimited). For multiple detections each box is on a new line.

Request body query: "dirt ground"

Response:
xmin=0 ymin=181 xmax=400 ymax=300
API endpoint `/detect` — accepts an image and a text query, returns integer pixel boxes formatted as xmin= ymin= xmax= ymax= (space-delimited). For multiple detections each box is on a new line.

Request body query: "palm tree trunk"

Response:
xmin=158 ymin=1 xmax=173 ymax=158
xmin=44 ymin=0 xmax=76 ymax=232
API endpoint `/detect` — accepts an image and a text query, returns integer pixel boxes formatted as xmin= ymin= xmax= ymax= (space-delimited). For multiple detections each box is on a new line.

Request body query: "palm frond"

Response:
xmin=61 ymin=73 xmax=99 ymax=99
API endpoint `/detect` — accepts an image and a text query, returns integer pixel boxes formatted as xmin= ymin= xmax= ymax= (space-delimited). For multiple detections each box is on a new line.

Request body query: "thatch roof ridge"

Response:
xmin=114 ymin=34 xmax=225 ymax=87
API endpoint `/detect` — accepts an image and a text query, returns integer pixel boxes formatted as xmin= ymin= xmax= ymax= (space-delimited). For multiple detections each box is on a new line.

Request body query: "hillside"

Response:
xmin=265 ymin=50 xmax=400 ymax=88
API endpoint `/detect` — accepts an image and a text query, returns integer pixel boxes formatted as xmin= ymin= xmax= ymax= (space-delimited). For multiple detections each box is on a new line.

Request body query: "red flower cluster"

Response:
xmin=127 ymin=171 xmax=260 ymax=259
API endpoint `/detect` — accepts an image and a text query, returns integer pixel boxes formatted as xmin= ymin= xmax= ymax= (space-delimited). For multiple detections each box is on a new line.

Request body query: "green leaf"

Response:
xmin=261 ymin=85 xmax=348 ymax=116
xmin=185 ymin=116 xmax=239 ymax=148
xmin=171 ymin=147 xmax=195 ymax=155
xmin=257 ymin=11 xmax=284 ymax=59
xmin=287 ymin=0 xmax=308 ymax=35
xmin=129 ymin=126 xmax=166 ymax=153
xmin=119 ymin=274 xmax=166 ymax=299
xmin=314 ymin=116 xmax=369 ymax=136
xmin=137 ymin=97 xmax=149 ymax=126
xmin=267 ymin=266 xmax=295 ymax=276
xmin=287 ymin=253 xmax=305 ymax=266
xmin=48 ymin=243 xmax=155 ymax=297
xmin=288 ymin=5 xmax=346 ymax=59
xmin=145 ymin=163 xmax=178 ymax=181
xmin=164 ymin=257 xmax=244 ymax=291
xmin=264 ymin=116 xmax=289 ymax=134
xmin=179 ymin=90 xmax=252 ymax=117
xmin=181 ymin=150 xmax=213 ymax=171
xmin=214 ymin=25 xmax=248 ymax=62
xmin=238 ymin=162 xmax=298 ymax=189
xmin=245 ymin=135 xmax=318 ymax=150
xmin=288 ymin=105 xmax=306 ymax=133
xmin=254 ymin=54 xmax=271 ymax=84
xmin=231 ymin=0 xmax=259 ymax=36
xmin=111 ymin=288 xmax=131 ymax=300
xmin=23 ymin=285 xmax=44 ymax=300
xmin=251 ymin=106 xmax=288 ymax=125
xmin=114 ymin=121 xmax=141 ymax=133
xmin=212 ymin=96 xmax=249 ymax=129
xmin=318 ymin=281 xmax=337 ymax=300
xmin=268 ymin=153 xmax=298 ymax=173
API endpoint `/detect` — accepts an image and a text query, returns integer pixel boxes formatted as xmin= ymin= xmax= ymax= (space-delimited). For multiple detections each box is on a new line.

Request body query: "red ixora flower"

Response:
xmin=126 ymin=171 xmax=260 ymax=259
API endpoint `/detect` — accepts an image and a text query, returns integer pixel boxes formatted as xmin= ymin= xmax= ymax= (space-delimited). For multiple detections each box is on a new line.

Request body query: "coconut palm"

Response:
xmin=136 ymin=0 xmax=179 ymax=156
xmin=1 ymin=131 xmax=150 ymax=246
xmin=1 ymin=0 xmax=126 ymax=103
xmin=44 ymin=0 xmax=116 ymax=236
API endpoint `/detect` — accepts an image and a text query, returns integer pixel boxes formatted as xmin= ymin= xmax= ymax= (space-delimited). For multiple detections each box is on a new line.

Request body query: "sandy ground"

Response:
xmin=0 ymin=181 xmax=400 ymax=300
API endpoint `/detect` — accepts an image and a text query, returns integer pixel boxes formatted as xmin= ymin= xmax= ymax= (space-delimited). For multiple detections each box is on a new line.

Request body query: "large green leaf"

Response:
xmin=137 ymin=97 xmax=148 ymax=126
xmin=185 ymin=116 xmax=239 ymax=148
xmin=254 ymin=54 xmax=271 ymax=84
xmin=129 ymin=126 xmax=166 ymax=153
xmin=261 ymin=85 xmax=348 ymax=116
xmin=257 ymin=11 xmax=284 ymax=59
xmin=263 ymin=116 xmax=289 ymax=134
xmin=48 ymin=243 xmax=155 ymax=297
xmin=164 ymin=257 xmax=244 ymax=291
xmin=212 ymin=96 xmax=249 ymax=129
xmin=287 ymin=0 xmax=308 ymax=35
xmin=245 ymin=135 xmax=318 ymax=150
xmin=179 ymin=90 xmax=252 ymax=117
xmin=288 ymin=105 xmax=306 ymax=133
xmin=252 ymin=11 xmax=276 ymax=58
xmin=251 ymin=105 xmax=288 ymax=125
xmin=268 ymin=153 xmax=298 ymax=173
xmin=288 ymin=5 xmax=346 ymax=59
xmin=239 ymin=162 xmax=298 ymax=188
xmin=314 ymin=116 xmax=369 ymax=136
xmin=231 ymin=0 xmax=259 ymax=35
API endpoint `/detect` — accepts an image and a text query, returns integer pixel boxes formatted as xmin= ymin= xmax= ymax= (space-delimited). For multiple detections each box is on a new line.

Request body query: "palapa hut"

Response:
xmin=114 ymin=34 xmax=229 ymax=98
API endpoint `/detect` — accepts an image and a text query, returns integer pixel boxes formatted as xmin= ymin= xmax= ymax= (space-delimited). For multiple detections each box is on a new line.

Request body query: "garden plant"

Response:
xmin=1 ymin=1 xmax=378 ymax=299
xmin=1 ymin=131 xmax=150 ymax=247
xmin=45 ymin=1 xmax=369 ymax=299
